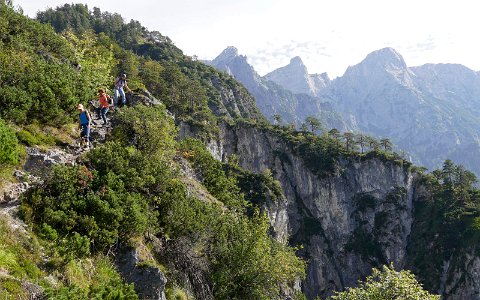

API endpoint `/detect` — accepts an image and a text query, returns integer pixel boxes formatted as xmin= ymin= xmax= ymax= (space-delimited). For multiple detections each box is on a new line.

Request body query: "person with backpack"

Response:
xmin=77 ymin=103 xmax=92 ymax=149
xmin=113 ymin=73 xmax=130 ymax=107
xmin=98 ymin=88 xmax=112 ymax=125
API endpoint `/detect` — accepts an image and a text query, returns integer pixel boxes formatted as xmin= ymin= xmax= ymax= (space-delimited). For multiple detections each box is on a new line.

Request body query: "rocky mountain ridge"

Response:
xmin=210 ymin=46 xmax=480 ymax=176
xmin=207 ymin=47 xmax=349 ymax=131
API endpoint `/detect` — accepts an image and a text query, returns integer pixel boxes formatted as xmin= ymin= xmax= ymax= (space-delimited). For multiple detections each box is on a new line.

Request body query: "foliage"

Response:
xmin=409 ymin=160 xmax=480 ymax=290
xmin=0 ymin=5 xmax=96 ymax=125
xmin=178 ymin=138 xmax=247 ymax=211
xmin=211 ymin=210 xmax=305 ymax=300
xmin=44 ymin=256 xmax=138 ymax=300
xmin=330 ymin=264 xmax=439 ymax=300
xmin=305 ymin=116 xmax=322 ymax=133
xmin=112 ymin=105 xmax=177 ymax=160
xmin=226 ymin=164 xmax=285 ymax=207
xmin=0 ymin=216 xmax=43 ymax=284
xmin=20 ymin=145 xmax=158 ymax=251
xmin=0 ymin=117 xmax=19 ymax=165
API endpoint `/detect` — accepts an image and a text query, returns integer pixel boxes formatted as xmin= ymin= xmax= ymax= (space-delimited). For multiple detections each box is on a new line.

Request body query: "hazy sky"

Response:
xmin=15 ymin=0 xmax=480 ymax=78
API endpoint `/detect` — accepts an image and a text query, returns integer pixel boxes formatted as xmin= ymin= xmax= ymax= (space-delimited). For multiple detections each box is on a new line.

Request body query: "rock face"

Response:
xmin=116 ymin=246 xmax=167 ymax=300
xmin=200 ymin=121 xmax=480 ymax=300
xmin=208 ymin=47 xmax=348 ymax=131
xmin=23 ymin=147 xmax=76 ymax=176
xmin=265 ymin=56 xmax=330 ymax=97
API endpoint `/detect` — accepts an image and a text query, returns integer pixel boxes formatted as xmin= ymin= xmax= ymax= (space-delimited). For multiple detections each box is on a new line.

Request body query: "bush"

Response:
xmin=20 ymin=160 xmax=152 ymax=251
xmin=112 ymin=105 xmax=177 ymax=160
xmin=0 ymin=118 xmax=19 ymax=165
xmin=331 ymin=264 xmax=439 ymax=300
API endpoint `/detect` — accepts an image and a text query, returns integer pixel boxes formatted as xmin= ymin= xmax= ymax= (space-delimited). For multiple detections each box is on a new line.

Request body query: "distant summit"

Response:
xmin=208 ymin=47 xmax=348 ymax=130
xmin=212 ymin=46 xmax=239 ymax=65
xmin=265 ymin=56 xmax=330 ymax=97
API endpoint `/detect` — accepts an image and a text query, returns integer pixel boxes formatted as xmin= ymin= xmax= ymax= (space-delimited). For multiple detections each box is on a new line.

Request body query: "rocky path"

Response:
xmin=0 ymin=110 xmax=113 ymax=231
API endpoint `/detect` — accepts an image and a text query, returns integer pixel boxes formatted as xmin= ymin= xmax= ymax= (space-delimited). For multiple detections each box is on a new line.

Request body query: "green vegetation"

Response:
xmin=0 ymin=4 xmax=112 ymax=125
xmin=409 ymin=159 xmax=480 ymax=291
xmin=35 ymin=3 xmax=265 ymax=134
xmin=0 ymin=117 xmax=19 ymax=165
xmin=0 ymin=216 xmax=43 ymax=297
xmin=16 ymin=104 xmax=304 ymax=299
xmin=330 ymin=264 xmax=439 ymax=300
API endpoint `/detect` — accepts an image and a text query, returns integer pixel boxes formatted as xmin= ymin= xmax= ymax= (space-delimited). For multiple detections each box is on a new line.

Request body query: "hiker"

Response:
xmin=113 ymin=73 xmax=130 ymax=107
xmin=98 ymin=88 xmax=111 ymax=125
xmin=77 ymin=103 xmax=92 ymax=148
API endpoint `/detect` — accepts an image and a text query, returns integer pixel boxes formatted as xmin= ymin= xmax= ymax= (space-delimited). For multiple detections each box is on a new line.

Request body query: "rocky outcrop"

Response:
xmin=116 ymin=246 xmax=168 ymax=300
xmin=23 ymin=147 xmax=76 ymax=176
xmin=126 ymin=89 xmax=163 ymax=107
xmin=194 ymin=121 xmax=480 ymax=300
xmin=156 ymin=237 xmax=214 ymax=300
xmin=442 ymin=250 xmax=480 ymax=299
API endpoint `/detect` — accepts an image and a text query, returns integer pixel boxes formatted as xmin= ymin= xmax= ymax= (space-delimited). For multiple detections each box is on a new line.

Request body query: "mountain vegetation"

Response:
xmin=1 ymin=1 xmax=480 ymax=300
xmin=0 ymin=3 xmax=299 ymax=299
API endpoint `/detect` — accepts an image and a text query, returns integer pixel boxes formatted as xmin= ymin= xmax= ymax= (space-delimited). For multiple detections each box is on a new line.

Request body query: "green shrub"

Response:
xmin=0 ymin=118 xmax=19 ymax=165
xmin=112 ymin=105 xmax=177 ymax=160
xmin=178 ymin=138 xmax=246 ymax=211
xmin=331 ymin=264 xmax=439 ymax=300
xmin=20 ymin=161 xmax=152 ymax=251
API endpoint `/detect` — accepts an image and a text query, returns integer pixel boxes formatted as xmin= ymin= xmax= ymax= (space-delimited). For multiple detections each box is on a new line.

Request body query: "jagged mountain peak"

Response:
xmin=362 ymin=47 xmax=407 ymax=69
xmin=219 ymin=46 xmax=239 ymax=58
xmin=341 ymin=47 xmax=413 ymax=88
xmin=290 ymin=56 xmax=306 ymax=67
xmin=212 ymin=46 xmax=243 ymax=66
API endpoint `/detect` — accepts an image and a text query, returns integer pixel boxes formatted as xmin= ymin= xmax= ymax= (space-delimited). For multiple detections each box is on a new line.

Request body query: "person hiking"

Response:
xmin=77 ymin=103 xmax=92 ymax=149
xmin=113 ymin=73 xmax=130 ymax=107
xmin=98 ymin=88 xmax=111 ymax=125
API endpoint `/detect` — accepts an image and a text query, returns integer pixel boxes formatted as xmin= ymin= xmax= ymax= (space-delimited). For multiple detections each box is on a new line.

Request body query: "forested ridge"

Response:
xmin=1 ymin=2 xmax=480 ymax=299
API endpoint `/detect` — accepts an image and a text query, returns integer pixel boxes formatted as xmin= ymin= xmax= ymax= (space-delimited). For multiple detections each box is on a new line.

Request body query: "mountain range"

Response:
xmin=208 ymin=46 xmax=480 ymax=175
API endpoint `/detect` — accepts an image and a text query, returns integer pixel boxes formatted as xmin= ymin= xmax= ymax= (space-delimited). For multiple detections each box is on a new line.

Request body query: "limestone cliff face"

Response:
xmin=199 ymin=121 xmax=480 ymax=300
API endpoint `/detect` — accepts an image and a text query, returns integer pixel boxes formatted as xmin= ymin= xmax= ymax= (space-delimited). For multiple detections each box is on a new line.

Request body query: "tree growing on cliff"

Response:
xmin=379 ymin=138 xmax=392 ymax=152
xmin=330 ymin=264 xmax=439 ymax=300
xmin=306 ymin=116 xmax=322 ymax=133
xmin=273 ymin=114 xmax=282 ymax=125
xmin=343 ymin=132 xmax=355 ymax=152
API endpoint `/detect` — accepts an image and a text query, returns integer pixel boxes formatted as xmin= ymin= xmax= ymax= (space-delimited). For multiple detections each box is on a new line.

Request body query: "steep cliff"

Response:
xmin=199 ymin=121 xmax=480 ymax=300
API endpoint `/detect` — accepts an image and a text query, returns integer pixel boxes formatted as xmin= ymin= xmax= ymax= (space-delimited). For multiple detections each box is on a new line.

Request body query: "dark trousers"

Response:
xmin=100 ymin=107 xmax=109 ymax=124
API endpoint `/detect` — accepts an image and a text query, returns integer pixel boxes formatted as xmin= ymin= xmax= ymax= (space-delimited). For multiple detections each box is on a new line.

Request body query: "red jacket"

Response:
xmin=99 ymin=92 xmax=110 ymax=108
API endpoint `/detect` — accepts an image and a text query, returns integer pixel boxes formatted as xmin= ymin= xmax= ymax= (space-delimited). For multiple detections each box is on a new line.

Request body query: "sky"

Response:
xmin=14 ymin=0 xmax=480 ymax=79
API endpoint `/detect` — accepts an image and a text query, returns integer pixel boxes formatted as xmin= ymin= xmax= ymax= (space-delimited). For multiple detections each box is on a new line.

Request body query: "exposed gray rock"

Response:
xmin=126 ymin=89 xmax=163 ymax=107
xmin=182 ymin=121 xmax=480 ymax=300
xmin=156 ymin=237 xmax=214 ymax=300
xmin=23 ymin=147 xmax=76 ymax=176
xmin=265 ymin=56 xmax=330 ymax=97
xmin=443 ymin=251 xmax=480 ymax=300
xmin=116 ymin=246 xmax=167 ymax=300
